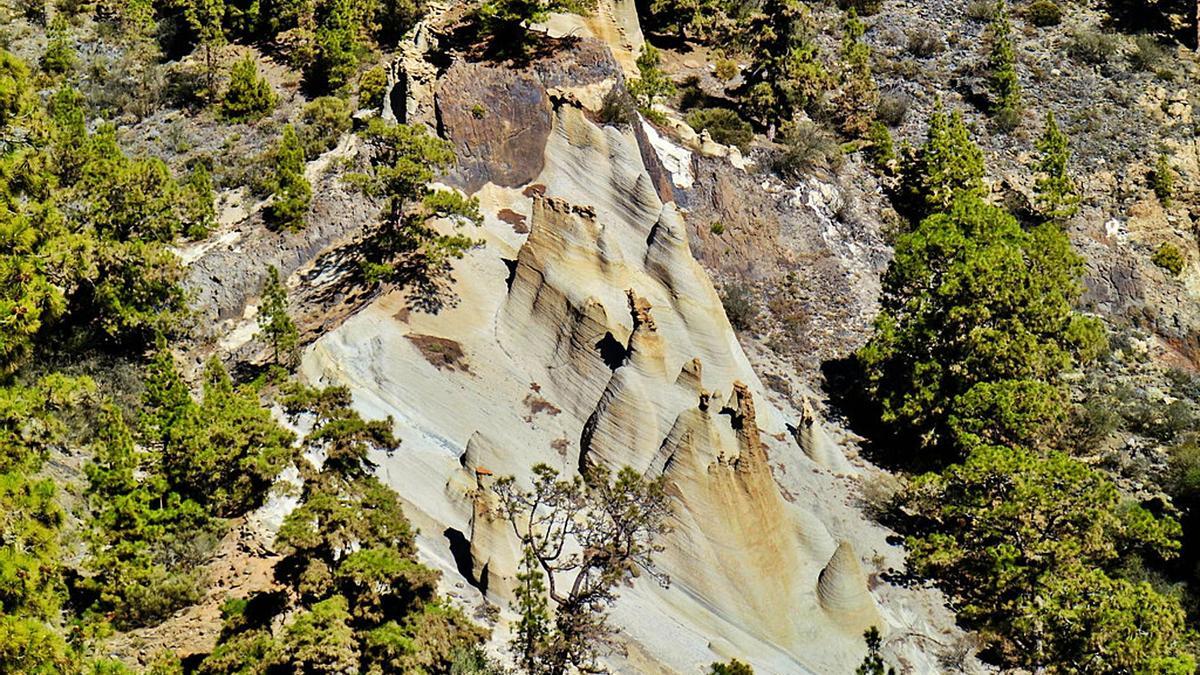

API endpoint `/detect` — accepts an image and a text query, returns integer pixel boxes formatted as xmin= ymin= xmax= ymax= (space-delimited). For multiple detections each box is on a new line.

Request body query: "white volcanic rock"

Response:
xmin=797 ymin=396 xmax=853 ymax=473
xmin=302 ymin=87 xmax=969 ymax=674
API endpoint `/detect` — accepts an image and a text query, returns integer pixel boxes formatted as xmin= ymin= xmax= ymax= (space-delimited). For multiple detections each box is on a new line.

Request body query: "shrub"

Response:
xmin=1168 ymin=441 xmax=1200 ymax=502
xmin=300 ymin=96 xmax=351 ymax=159
xmin=866 ymin=121 xmax=895 ymax=173
xmin=40 ymin=16 xmax=75 ymax=75
xmin=266 ymin=125 xmax=313 ymax=230
xmin=720 ymin=283 xmax=756 ymax=331
xmin=710 ymin=659 xmax=755 ymax=675
xmin=1152 ymin=242 xmax=1185 ymax=276
xmin=836 ymin=0 xmax=882 ymax=16
xmin=221 ymin=54 xmax=277 ymax=122
xmin=358 ymin=65 xmax=388 ymax=110
xmin=907 ymin=28 xmax=944 ymax=58
xmin=1024 ymin=0 xmax=1061 ymax=27
xmin=1153 ymin=153 xmax=1175 ymax=204
xmin=714 ymin=58 xmax=739 ymax=81
xmin=773 ymin=120 xmax=842 ymax=177
xmin=599 ymin=85 xmax=636 ymax=126
xmin=1131 ymin=35 xmax=1168 ymax=73
xmin=965 ymin=0 xmax=998 ymax=21
xmin=629 ymin=45 xmax=676 ymax=111
xmin=710 ymin=222 xmax=725 ymax=235
xmin=1067 ymin=27 xmax=1120 ymax=65
xmin=686 ymin=108 xmax=754 ymax=150
xmin=876 ymin=91 xmax=910 ymax=126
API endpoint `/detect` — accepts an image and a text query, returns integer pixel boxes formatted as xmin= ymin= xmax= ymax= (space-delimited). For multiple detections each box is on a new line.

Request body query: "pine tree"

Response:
xmin=221 ymin=54 xmax=277 ymax=121
xmin=310 ymin=0 xmax=362 ymax=92
xmin=1033 ymin=111 xmax=1078 ymax=222
xmin=741 ymin=0 xmax=830 ymax=129
xmin=856 ymin=627 xmax=894 ymax=675
xmin=511 ymin=547 xmax=550 ymax=671
xmin=266 ymin=125 xmax=312 ymax=230
xmin=183 ymin=0 xmax=227 ymax=102
xmin=629 ymin=45 xmax=676 ymax=113
xmin=141 ymin=346 xmax=193 ymax=445
xmin=1154 ymin=152 xmax=1175 ymax=205
xmin=838 ymin=9 xmax=879 ymax=137
xmin=0 ymin=50 xmax=33 ymax=128
xmin=39 ymin=16 xmax=75 ymax=76
xmin=866 ymin=121 xmax=895 ymax=173
xmin=648 ymin=0 xmax=730 ymax=42
xmin=857 ymin=194 xmax=1104 ymax=454
xmin=986 ymin=1 xmax=1021 ymax=128
xmin=181 ymin=160 xmax=217 ymax=238
xmin=257 ymin=266 xmax=300 ymax=368
xmin=354 ymin=119 xmax=482 ymax=286
xmin=898 ymin=105 xmax=987 ymax=218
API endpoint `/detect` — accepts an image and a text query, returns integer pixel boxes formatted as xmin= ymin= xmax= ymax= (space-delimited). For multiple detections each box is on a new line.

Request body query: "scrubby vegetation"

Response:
xmin=853 ymin=106 xmax=1196 ymax=670
xmin=0 ymin=11 xmax=497 ymax=669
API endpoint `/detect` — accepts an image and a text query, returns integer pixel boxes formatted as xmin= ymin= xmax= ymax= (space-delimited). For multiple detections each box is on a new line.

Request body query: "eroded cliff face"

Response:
xmin=295 ymin=17 xmax=968 ymax=671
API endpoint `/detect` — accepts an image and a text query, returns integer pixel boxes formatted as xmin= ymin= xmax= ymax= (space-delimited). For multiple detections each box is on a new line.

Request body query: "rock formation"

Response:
xmin=296 ymin=30 xmax=967 ymax=675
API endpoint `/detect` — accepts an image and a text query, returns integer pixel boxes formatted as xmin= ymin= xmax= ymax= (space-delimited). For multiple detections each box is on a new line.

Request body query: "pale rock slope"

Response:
xmin=294 ymin=6 xmax=971 ymax=674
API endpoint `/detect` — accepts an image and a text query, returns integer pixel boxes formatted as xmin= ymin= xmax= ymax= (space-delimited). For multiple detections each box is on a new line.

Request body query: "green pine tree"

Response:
xmin=39 ymin=16 xmax=75 ymax=75
xmin=856 ymin=627 xmax=894 ymax=675
xmin=986 ymin=1 xmax=1021 ymax=128
xmin=257 ymin=266 xmax=300 ymax=368
xmin=353 ymin=119 xmax=482 ymax=286
xmin=476 ymin=0 xmax=550 ymax=52
xmin=741 ymin=0 xmax=830 ymax=128
xmin=1154 ymin=152 xmax=1175 ymax=205
xmin=511 ymin=547 xmax=550 ymax=671
xmin=898 ymin=105 xmax=987 ymax=218
xmin=310 ymin=0 xmax=362 ymax=92
xmin=629 ymin=45 xmax=677 ymax=113
xmin=866 ymin=121 xmax=895 ymax=173
xmin=183 ymin=0 xmax=227 ymax=102
xmin=221 ymin=53 xmax=278 ymax=121
xmin=1033 ymin=111 xmax=1079 ymax=222
xmin=267 ymin=125 xmax=312 ymax=230
xmin=181 ymin=160 xmax=217 ymax=238
xmin=838 ymin=9 xmax=878 ymax=137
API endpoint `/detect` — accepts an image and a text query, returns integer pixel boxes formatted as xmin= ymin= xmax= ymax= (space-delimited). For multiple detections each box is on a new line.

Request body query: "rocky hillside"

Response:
xmin=7 ymin=0 xmax=1200 ymax=673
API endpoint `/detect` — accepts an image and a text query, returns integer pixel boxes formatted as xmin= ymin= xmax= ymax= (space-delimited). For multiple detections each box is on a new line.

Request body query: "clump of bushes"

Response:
xmin=836 ymin=0 xmax=883 ymax=16
xmin=907 ymin=28 xmax=944 ymax=58
xmin=876 ymin=91 xmax=910 ymax=126
xmin=1130 ymin=35 xmax=1168 ymax=73
xmin=599 ymin=85 xmax=637 ymax=126
xmin=720 ymin=283 xmax=757 ymax=331
xmin=358 ymin=65 xmax=388 ymax=110
xmin=714 ymin=58 xmax=739 ymax=81
xmin=965 ymin=0 xmax=998 ymax=21
xmin=1152 ymin=242 xmax=1185 ymax=276
xmin=1024 ymin=0 xmax=1062 ymax=27
xmin=300 ymin=96 xmax=351 ymax=160
xmin=686 ymin=107 xmax=754 ymax=150
xmin=773 ymin=120 xmax=842 ymax=177
xmin=1068 ymin=27 xmax=1120 ymax=65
